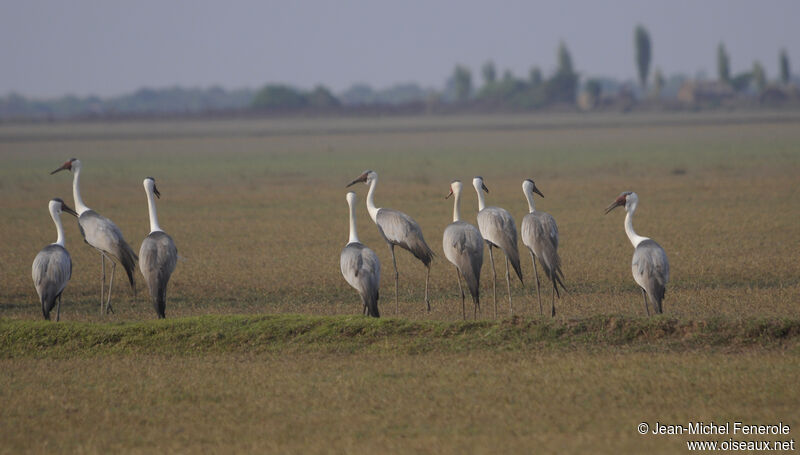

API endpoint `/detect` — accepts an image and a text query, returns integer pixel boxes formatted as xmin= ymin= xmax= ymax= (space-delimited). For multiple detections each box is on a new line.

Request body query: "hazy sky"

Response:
xmin=2 ymin=0 xmax=798 ymax=98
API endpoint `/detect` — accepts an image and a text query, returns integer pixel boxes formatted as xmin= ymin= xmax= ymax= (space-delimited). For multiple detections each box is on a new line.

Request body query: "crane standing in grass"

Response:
xmin=521 ymin=179 xmax=566 ymax=317
xmin=472 ymin=176 xmax=523 ymax=318
xmin=32 ymin=198 xmax=78 ymax=321
xmin=51 ymin=158 xmax=138 ymax=314
xmin=443 ymin=180 xmax=483 ymax=319
xmin=347 ymin=170 xmax=434 ymax=314
xmin=605 ymin=191 xmax=669 ymax=315
xmin=340 ymin=191 xmax=381 ymax=318
xmin=139 ymin=177 xmax=178 ymax=319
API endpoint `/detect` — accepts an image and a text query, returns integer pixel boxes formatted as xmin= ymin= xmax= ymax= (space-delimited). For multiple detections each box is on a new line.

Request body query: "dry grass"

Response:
xmin=2 ymin=112 xmax=799 ymax=453
xmin=1 ymin=112 xmax=798 ymax=321
xmin=2 ymin=351 xmax=797 ymax=454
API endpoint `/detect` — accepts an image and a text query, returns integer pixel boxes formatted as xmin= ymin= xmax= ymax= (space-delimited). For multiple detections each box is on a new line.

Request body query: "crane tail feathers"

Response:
xmin=119 ymin=240 xmax=138 ymax=295
xmin=363 ymin=292 xmax=380 ymax=318
xmin=510 ymin=251 xmax=524 ymax=284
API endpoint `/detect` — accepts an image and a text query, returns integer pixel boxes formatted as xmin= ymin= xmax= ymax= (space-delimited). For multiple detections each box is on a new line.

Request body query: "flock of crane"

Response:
xmin=33 ymin=158 xmax=176 ymax=321
xmin=31 ymin=160 xmax=669 ymax=322
xmin=340 ymin=170 xmax=670 ymax=320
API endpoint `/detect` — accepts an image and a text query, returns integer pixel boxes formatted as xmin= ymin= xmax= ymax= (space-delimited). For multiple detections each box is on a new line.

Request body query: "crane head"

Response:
xmin=445 ymin=180 xmax=462 ymax=199
xmin=472 ymin=176 xmax=489 ymax=193
xmin=346 ymin=170 xmax=375 ymax=187
xmin=145 ymin=177 xmax=161 ymax=199
xmin=50 ymin=158 xmax=78 ymax=175
xmin=346 ymin=191 xmax=357 ymax=205
xmin=604 ymin=191 xmax=633 ymax=214
xmin=51 ymin=198 xmax=78 ymax=217
xmin=523 ymin=179 xmax=544 ymax=198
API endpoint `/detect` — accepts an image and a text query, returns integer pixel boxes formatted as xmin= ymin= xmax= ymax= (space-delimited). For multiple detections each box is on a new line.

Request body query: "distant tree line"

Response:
xmin=0 ymin=86 xmax=254 ymax=120
xmin=1 ymin=29 xmax=797 ymax=121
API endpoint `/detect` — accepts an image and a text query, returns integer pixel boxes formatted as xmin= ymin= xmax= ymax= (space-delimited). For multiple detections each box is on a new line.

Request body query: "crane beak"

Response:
xmin=533 ymin=186 xmax=544 ymax=198
xmin=61 ymin=203 xmax=78 ymax=217
xmin=604 ymin=198 xmax=624 ymax=214
xmin=153 ymin=185 xmax=161 ymax=199
xmin=50 ymin=162 xmax=71 ymax=175
xmin=481 ymin=183 xmax=489 ymax=193
xmin=346 ymin=172 xmax=368 ymax=188
xmin=445 ymin=188 xmax=453 ymax=199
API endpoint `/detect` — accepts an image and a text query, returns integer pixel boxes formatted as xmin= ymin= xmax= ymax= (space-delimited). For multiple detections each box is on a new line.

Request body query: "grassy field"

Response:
xmin=1 ymin=111 xmax=799 ymax=453
xmin=1 ymin=315 xmax=799 ymax=454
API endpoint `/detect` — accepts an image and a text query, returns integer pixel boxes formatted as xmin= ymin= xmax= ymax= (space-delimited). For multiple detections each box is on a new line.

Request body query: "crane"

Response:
xmin=139 ymin=177 xmax=178 ymax=319
xmin=347 ymin=170 xmax=434 ymax=314
xmin=521 ymin=179 xmax=566 ymax=316
xmin=51 ymin=158 xmax=138 ymax=315
xmin=605 ymin=191 xmax=670 ymax=315
xmin=32 ymin=198 xmax=78 ymax=321
xmin=472 ymin=176 xmax=523 ymax=318
xmin=340 ymin=191 xmax=381 ymax=317
xmin=443 ymin=180 xmax=483 ymax=319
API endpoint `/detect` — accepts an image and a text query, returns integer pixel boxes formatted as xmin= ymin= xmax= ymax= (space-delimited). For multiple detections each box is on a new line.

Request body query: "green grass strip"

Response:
xmin=2 ymin=314 xmax=800 ymax=358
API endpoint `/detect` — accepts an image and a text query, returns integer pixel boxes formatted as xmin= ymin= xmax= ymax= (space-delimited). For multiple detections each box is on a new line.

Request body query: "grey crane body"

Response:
xmin=521 ymin=179 xmax=565 ymax=316
xmin=51 ymin=158 xmax=137 ymax=314
xmin=632 ymin=239 xmax=669 ymax=314
xmin=375 ymin=208 xmax=434 ymax=268
xmin=32 ymin=198 xmax=77 ymax=321
xmin=78 ymin=210 xmax=138 ymax=292
xmin=443 ymin=221 xmax=483 ymax=300
xmin=476 ymin=206 xmax=523 ymax=282
xmin=605 ymin=191 xmax=670 ymax=315
xmin=140 ymin=231 xmax=177 ymax=318
xmin=443 ymin=180 xmax=483 ymax=319
xmin=33 ymin=244 xmax=72 ymax=321
xmin=341 ymin=191 xmax=381 ymax=317
xmin=347 ymin=170 xmax=433 ymax=313
xmin=340 ymin=242 xmax=381 ymax=318
xmin=472 ymin=176 xmax=523 ymax=318
xmin=139 ymin=177 xmax=177 ymax=319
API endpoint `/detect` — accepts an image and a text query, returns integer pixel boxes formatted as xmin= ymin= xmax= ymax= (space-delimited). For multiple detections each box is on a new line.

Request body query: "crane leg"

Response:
xmin=529 ymin=250 xmax=543 ymax=316
xmin=488 ymin=244 xmax=497 ymax=319
xmin=551 ymin=277 xmax=556 ymax=317
xmin=505 ymin=255 xmax=513 ymax=315
xmin=641 ymin=288 xmax=650 ymax=316
xmin=100 ymin=253 xmax=106 ymax=314
xmin=56 ymin=295 xmax=62 ymax=322
xmin=106 ymin=261 xmax=116 ymax=314
xmin=425 ymin=266 xmax=431 ymax=312
xmin=455 ymin=267 xmax=465 ymax=320
xmin=389 ymin=244 xmax=399 ymax=315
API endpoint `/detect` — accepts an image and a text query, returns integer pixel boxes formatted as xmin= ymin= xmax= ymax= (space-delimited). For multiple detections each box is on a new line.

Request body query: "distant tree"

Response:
xmin=482 ymin=61 xmax=497 ymax=87
xmin=452 ymin=65 xmax=472 ymax=102
xmin=752 ymin=61 xmax=766 ymax=91
xmin=717 ymin=43 xmax=730 ymax=83
xmin=545 ymin=42 xmax=579 ymax=104
xmin=557 ymin=41 xmax=574 ymax=75
xmin=585 ymin=79 xmax=602 ymax=100
xmin=730 ymin=72 xmax=752 ymax=92
xmin=653 ymin=67 xmax=665 ymax=98
xmin=529 ymin=67 xmax=542 ymax=87
xmin=307 ymin=85 xmax=340 ymax=108
xmin=634 ymin=25 xmax=652 ymax=89
xmin=779 ymin=49 xmax=791 ymax=84
xmin=375 ymin=83 xmax=431 ymax=105
xmin=252 ymin=84 xmax=308 ymax=109
xmin=340 ymin=83 xmax=376 ymax=105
